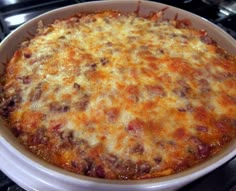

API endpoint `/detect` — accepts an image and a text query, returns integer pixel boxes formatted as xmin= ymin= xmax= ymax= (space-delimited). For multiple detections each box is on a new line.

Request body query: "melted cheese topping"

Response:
xmin=1 ymin=11 xmax=236 ymax=180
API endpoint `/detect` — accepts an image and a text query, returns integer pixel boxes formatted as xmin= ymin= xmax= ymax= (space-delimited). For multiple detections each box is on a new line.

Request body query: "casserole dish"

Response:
xmin=0 ymin=0 xmax=235 ymax=190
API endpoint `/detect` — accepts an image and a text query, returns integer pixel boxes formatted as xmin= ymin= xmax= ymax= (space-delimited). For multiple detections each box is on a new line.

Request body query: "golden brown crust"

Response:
xmin=0 ymin=10 xmax=235 ymax=180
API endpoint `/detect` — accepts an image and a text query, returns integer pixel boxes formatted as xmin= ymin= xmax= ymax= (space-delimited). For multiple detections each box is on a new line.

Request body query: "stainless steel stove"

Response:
xmin=0 ymin=0 xmax=236 ymax=191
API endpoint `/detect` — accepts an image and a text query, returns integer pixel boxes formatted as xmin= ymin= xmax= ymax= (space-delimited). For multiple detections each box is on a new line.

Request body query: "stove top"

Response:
xmin=0 ymin=0 xmax=236 ymax=191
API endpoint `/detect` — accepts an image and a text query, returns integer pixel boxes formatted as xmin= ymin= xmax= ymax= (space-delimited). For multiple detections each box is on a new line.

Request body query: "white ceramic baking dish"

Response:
xmin=0 ymin=1 xmax=235 ymax=191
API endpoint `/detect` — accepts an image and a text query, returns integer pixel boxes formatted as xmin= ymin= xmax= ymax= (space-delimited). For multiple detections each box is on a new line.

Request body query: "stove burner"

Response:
xmin=0 ymin=0 xmax=80 ymax=33
xmin=0 ymin=15 xmax=9 ymax=41
xmin=158 ymin=0 xmax=236 ymax=38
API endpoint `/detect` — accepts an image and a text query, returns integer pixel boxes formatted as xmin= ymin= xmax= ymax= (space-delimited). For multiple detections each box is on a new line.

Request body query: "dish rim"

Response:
xmin=0 ymin=0 xmax=235 ymax=189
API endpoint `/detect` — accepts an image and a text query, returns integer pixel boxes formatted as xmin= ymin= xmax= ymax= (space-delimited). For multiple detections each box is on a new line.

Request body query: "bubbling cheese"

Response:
xmin=1 ymin=11 xmax=235 ymax=180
